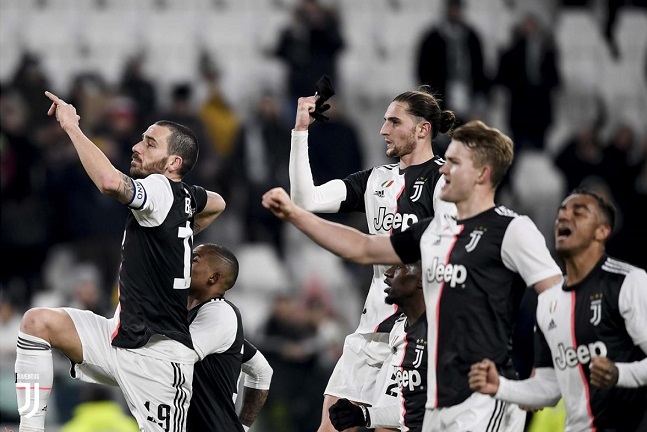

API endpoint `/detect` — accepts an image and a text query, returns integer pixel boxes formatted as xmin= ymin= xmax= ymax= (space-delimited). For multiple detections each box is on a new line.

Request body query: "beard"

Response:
xmin=130 ymin=156 xmax=167 ymax=179
xmin=386 ymin=127 xmax=417 ymax=158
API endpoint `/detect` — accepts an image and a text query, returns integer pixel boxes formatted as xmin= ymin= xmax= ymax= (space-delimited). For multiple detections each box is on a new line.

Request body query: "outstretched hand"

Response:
xmin=468 ymin=359 xmax=500 ymax=395
xmin=45 ymin=91 xmax=80 ymax=131
xmin=262 ymin=187 xmax=296 ymax=220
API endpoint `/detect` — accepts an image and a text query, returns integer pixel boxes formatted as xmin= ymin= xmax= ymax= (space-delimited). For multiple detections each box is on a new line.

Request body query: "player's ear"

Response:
xmin=418 ymin=121 xmax=431 ymax=139
xmin=168 ymin=155 xmax=183 ymax=172
xmin=208 ymin=272 xmax=221 ymax=285
xmin=595 ymin=224 xmax=611 ymax=242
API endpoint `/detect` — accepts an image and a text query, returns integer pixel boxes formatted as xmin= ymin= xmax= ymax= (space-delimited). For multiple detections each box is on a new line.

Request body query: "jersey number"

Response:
xmin=173 ymin=221 xmax=192 ymax=289
xmin=144 ymin=401 xmax=170 ymax=432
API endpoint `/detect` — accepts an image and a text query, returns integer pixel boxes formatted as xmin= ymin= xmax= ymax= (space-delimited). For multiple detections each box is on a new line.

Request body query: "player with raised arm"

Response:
xmin=263 ymin=120 xmax=563 ymax=431
xmin=329 ymin=261 xmax=427 ymax=432
xmin=291 ymin=85 xmax=456 ymax=432
xmin=469 ymin=189 xmax=647 ymax=431
xmin=186 ymin=243 xmax=272 ymax=432
xmin=14 ymin=92 xmax=225 ymax=432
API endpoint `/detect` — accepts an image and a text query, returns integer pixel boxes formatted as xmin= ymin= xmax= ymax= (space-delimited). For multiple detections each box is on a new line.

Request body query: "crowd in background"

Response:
xmin=1 ymin=0 xmax=646 ymax=430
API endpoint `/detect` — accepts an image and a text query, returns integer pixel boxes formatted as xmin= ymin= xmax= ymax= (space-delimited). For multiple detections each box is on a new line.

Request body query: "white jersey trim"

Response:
xmin=289 ymin=130 xmax=347 ymax=212
xmin=130 ymin=174 xmax=174 ymax=227
xmin=500 ymin=216 xmax=561 ymax=288
xmin=190 ymin=300 xmax=239 ymax=361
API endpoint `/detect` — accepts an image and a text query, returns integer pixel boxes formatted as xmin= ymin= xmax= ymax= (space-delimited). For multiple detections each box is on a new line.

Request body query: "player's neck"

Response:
xmin=564 ymin=247 xmax=605 ymax=286
xmin=455 ymin=191 xmax=495 ymax=220
xmin=402 ymin=301 xmax=425 ymax=326
xmin=398 ymin=143 xmax=433 ymax=169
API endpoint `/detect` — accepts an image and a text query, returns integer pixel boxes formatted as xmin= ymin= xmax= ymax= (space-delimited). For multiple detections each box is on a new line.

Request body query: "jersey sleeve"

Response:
xmin=618 ymin=268 xmax=647 ymax=347
xmin=501 ymin=216 xmax=561 ymax=287
xmin=129 ymin=174 xmax=174 ymax=227
xmin=242 ymin=350 xmax=273 ymax=390
xmin=190 ymin=184 xmax=208 ymax=214
xmin=189 ymin=301 xmax=239 ymax=361
xmin=242 ymin=339 xmax=258 ymax=363
xmin=338 ymin=168 xmax=373 ymax=213
xmin=616 ymin=268 xmax=647 ymax=387
xmin=495 ymin=368 xmax=562 ymax=408
xmin=289 ymin=130 xmax=348 ymax=212
xmin=390 ymin=217 xmax=431 ymax=263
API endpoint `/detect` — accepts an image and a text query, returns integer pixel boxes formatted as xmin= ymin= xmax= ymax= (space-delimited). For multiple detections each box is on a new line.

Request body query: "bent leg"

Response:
xmin=20 ymin=307 xmax=83 ymax=363
xmin=16 ymin=307 xmax=83 ymax=431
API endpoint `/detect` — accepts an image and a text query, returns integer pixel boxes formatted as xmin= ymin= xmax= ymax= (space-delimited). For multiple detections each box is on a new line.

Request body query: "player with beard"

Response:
xmin=263 ymin=120 xmax=563 ymax=431
xmin=14 ymin=91 xmax=225 ymax=432
xmin=329 ymin=261 xmax=427 ymax=432
xmin=290 ymin=86 xmax=456 ymax=432
xmin=469 ymin=189 xmax=647 ymax=431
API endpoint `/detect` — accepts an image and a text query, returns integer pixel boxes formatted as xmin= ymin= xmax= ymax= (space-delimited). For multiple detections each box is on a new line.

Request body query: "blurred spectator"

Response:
xmin=198 ymin=52 xmax=241 ymax=194
xmin=554 ymin=123 xmax=604 ymax=192
xmin=600 ymin=123 xmax=642 ymax=208
xmin=60 ymin=386 xmax=138 ymax=432
xmin=119 ymin=56 xmax=158 ymax=131
xmin=274 ymin=0 xmax=344 ymax=115
xmin=0 ymin=87 xmax=50 ymax=306
xmin=416 ymin=0 xmax=489 ymax=119
xmin=254 ymin=294 xmax=330 ymax=432
xmin=67 ymin=72 xmax=111 ymax=133
xmin=10 ymin=53 xmax=52 ymax=128
xmin=160 ymin=82 xmax=218 ymax=190
xmin=0 ymin=292 xmax=21 ymax=423
xmin=228 ymin=91 xmax=292 ymax=254
xmin=497 ymin=10 xmax=560 ymax=152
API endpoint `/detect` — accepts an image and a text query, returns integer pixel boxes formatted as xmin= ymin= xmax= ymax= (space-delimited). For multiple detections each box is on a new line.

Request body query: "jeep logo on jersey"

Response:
xmin=410 ymin=180 xmax=425 ymax=202
xmin=590 ymin=299 xmax=602 ymax=326
xmin=554 ymin=341 xmax=608 ymax=370
xmin=426 ymin=257 xmax=467 ymax=288
xmin=465 ymin=229 xmax=484 ymax=252
xmin=374 ymin=207 xmax=419 ymax=231
xmin=394 ymin=368 xmax=423 ymax=392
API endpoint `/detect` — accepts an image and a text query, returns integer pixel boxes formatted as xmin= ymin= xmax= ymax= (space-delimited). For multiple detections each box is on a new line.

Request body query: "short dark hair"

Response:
xmin=392 ymin=85 xmax=456 ymax=139
xmin=569 ymin=188 xmax=616 ymax=231
xmin=155 ymin=120 xmax=199 ymax=177
xmin=199 ymin=243 xmax=240 ymax=291
xmin=450 ymin=120 xmax=514 ymax=189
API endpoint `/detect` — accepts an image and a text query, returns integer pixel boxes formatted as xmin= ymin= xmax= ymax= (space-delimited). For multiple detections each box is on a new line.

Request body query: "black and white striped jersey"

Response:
xmin=388 ymin=313 xmax=427 ymax=432
xmin=535 ymin=255 xmax=647 ymax=431
xmin=112 ymin=174 xmax=207 ymax=351
xmin=391 ymin=206 xmax=561 ymax=408
xmin=187 ymin=297 xmax=245 ymax=432
xmin=340 ymin=157 xmax=456 ymax=334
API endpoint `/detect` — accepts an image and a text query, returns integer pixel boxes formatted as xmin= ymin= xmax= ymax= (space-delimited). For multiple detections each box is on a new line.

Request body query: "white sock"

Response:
xmin=15 ymin=331 xmax=53 ymax=432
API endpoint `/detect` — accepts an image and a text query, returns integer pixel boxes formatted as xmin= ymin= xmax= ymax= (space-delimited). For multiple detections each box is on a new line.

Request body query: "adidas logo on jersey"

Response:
xmin=374 ymin=190 xmax=385 ymax=198
xmin=547 ymin=319 xmax=557 ymax=331
xmin=554 ymin=341 xmax=608 ymax=370
xmin=374 ymin=207 xmax=419 ymax=232
xmin=426 ymin=257 xmax=467 ymax=288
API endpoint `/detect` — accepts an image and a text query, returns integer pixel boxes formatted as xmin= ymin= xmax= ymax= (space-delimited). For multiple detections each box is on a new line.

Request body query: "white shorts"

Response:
xmin=422 ymin=392 xmax=526 ymax=432
xmin=63 ymin=308 xmax=194 ymax=432
xmin=324 ymin=332 xmax=391 ymax=405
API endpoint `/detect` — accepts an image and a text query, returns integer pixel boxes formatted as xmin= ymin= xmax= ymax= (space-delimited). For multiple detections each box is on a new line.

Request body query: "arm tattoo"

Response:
xmin=116 ymin=173 xmax=135 ymax=204
xmin=193 ymin=221 xmax=203 ymax=235
xmin=238 ymin=388 xmax=269 ymax=427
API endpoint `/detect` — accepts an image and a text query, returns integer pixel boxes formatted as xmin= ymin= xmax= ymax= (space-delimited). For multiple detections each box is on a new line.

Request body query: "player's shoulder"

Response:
xmin=600 ymin=256 xmax=644 ymax=278
xmin=493 ymin=205 xmax=521 ymax=219
xmin=373 ymin=162 xmax=399 ymax=173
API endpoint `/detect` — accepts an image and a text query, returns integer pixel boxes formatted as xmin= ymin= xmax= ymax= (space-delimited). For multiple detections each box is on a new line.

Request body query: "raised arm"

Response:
xmin=193 ymin=190 xmax=226 ymax=235
xmin=46 ymin=91 xmax=135 ymax=204
xmin=289 ymin=96 xmax=347 ymax=212
xmin=262 ymin=187 xmax=401 ymax=265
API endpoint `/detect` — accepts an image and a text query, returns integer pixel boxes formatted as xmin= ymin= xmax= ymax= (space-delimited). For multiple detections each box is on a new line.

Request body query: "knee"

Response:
xmin=20 ymin=307 xmax=57 ymax=340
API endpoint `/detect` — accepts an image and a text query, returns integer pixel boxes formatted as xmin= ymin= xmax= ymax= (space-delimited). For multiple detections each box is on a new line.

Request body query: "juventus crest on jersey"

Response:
xmin=535 ymin=255 xmax=647 ymax=431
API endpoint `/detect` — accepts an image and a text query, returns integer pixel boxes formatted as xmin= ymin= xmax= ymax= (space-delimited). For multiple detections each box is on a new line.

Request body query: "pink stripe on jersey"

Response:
xmin=432 ymin=225 xmax=463 ymax=408
xmin=571 ymin=291 xmax=597 ymax=431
